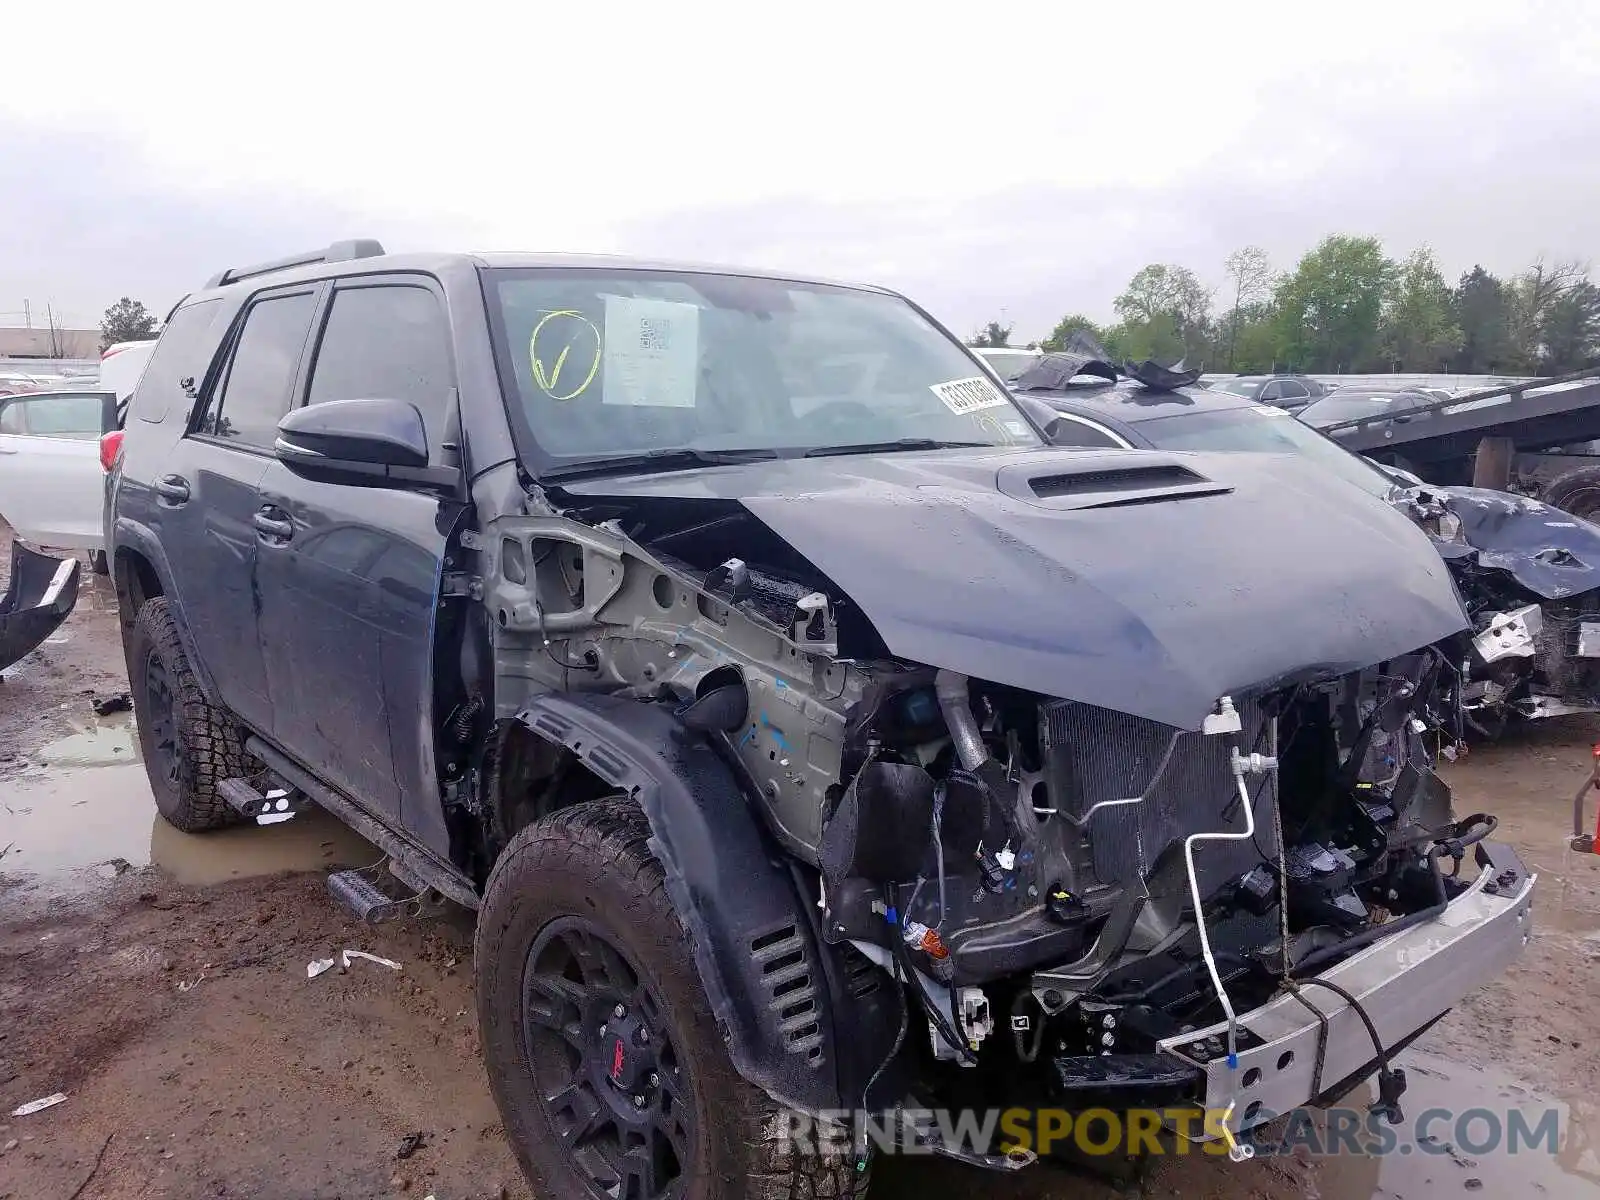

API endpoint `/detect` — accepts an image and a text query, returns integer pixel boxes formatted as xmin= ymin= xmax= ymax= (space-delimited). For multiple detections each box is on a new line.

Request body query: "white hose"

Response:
xmin=1181 ymin=745 xmax=1277 ymax=1067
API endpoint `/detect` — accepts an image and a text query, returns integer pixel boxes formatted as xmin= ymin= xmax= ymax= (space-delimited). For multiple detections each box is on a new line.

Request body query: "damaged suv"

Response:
xmin=107 ymin=242 xmax=1535 ymax=1196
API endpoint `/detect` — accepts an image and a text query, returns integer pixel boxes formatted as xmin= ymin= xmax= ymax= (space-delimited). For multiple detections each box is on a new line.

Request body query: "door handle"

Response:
xmin=155 ymin=475 xmax=190 ymax=504
xmin=253 ymin=508 xmax=294 ymax=542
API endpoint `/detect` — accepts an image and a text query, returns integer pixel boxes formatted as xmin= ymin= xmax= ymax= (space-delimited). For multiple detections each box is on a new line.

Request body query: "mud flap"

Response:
xmin=0 ymin=541 xmax=80 ymax=671
xmin=513 ymin=692 xmax=900 ymax=1114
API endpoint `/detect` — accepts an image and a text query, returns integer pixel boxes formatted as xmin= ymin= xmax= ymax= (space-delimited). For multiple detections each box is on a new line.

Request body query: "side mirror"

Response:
xmin=276 ymin=398 xmax=456 ymax=489
xmin=1392 ymin=413 xmax=1412 ymax=425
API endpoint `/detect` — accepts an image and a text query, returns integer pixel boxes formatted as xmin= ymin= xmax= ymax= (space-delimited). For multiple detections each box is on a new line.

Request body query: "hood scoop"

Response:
xmin=1000 ymin=457 xmax=1232 ymax=510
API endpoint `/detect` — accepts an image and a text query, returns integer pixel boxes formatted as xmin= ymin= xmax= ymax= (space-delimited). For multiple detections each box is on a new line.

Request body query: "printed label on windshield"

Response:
xmin=1251 ymin=404 xmax=1291 ymax=417
xmin=602 ymin=295 xmax=700 ymax=408
xmin=931 ymin=376 xmax=1008 ymax=416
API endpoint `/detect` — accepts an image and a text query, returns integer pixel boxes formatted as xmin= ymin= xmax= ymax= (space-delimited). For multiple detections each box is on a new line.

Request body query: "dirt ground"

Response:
xmin=4 ymin=521 xmax=1600 ymax=1199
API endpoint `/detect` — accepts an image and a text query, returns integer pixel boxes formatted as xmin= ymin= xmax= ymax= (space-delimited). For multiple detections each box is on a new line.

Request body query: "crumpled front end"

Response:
xmin=501 ymin=446 xmax=1523 ymax=1163
xmin=812 ymin=640 xmax=1527 ymax=1151
xmin=0 ymin=540 xmax=80 ymax=671
xmin=1403 ymin=484 xmax=1600 ymax=722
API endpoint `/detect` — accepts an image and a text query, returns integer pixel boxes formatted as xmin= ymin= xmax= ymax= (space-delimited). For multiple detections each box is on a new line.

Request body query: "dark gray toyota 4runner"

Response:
xmin=107 ymin=241 xmax=1533 ymax=1196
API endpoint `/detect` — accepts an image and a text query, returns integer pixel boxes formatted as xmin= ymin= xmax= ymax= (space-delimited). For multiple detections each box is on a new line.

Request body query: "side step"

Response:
xmin=218 ymin=776 xmax=309 ymax=820
xmin=326 ymin=860 xmax=447 ymax=924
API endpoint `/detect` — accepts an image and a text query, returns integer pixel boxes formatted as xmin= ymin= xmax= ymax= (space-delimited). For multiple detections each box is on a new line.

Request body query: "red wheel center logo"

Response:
xmin=611 ymin=1039 xmax=625 ymax=1080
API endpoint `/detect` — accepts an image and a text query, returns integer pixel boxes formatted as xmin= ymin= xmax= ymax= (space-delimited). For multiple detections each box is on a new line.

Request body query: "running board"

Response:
xmin=327 ymin=860 xmax=447 ymax=924
xmin=242 ymin=735 xmax=480 ymax=910
xmin=218 ymin=776 xmax=309 ymax=820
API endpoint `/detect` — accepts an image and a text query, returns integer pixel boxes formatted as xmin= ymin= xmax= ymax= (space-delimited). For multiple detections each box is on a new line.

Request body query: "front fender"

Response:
xmin=512 ymin=692 xmax=897 ymax=1114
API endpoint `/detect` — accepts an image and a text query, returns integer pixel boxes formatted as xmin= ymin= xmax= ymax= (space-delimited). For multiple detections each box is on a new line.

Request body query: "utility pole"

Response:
xmin=22 ymin=299 xmax=31 ymax=328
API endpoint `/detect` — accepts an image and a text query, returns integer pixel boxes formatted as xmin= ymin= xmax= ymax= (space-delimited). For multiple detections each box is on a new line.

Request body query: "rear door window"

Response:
xmin=305 ymin=282 xmax=454 ymax=452
xmin=199 ymin=290 xmax=319 ymax=449
xmin=1277 ymin=380 xmax=1309 ymax=400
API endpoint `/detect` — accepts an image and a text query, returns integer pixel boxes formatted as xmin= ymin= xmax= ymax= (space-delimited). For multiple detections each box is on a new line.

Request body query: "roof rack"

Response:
xmin=203 ymin=239 xmax=386 ymax=289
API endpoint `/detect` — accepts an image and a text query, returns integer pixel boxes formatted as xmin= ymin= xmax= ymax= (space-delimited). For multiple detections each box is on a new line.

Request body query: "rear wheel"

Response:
xmin=475 ymin=798 xmax=868 ymax=1200
xmin=1542 ymin=465 xmax=1600 ymax=521
xmin=88 ymin=549 xmax=109 ymax=576
xmin=128 ymin=597 xmax=249 ymax=832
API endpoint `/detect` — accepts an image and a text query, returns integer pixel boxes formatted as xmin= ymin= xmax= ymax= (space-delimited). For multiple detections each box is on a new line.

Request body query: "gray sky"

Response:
xmin=3 ymin=0 xmax=1598 ymax=343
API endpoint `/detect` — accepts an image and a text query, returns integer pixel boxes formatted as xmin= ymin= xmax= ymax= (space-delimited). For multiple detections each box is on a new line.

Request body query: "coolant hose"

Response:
xmin=936 ymin=670 xmax=988 ymax=771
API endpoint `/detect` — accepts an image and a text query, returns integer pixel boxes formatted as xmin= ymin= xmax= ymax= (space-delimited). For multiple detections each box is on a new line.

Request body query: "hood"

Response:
xmin=560 ymin=447 xmax=1469 ymax=730
xmin=1403 ymin=484 xmax=1600 ymax=601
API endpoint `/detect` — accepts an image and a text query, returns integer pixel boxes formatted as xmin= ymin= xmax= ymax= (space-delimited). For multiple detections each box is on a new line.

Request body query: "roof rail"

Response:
xmin=203 ymin=239 xmax=386 ymax=289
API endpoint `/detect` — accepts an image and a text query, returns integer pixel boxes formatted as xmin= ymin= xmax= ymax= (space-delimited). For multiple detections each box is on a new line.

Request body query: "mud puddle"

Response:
xmin=0 ymin=716 xmax=376 ymax=892
xmin=1299 ymin=1051 xmax=1600 ymax=1198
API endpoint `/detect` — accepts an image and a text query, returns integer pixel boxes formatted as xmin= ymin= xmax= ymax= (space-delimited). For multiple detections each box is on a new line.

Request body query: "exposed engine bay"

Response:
xmin=464 ymin=438 xmax=1536 ymax=1148
xmin=812 ymin=654 xmax=1493 ymax=1109
xmin=1400 ymin=483 xmax=1600 ymax=730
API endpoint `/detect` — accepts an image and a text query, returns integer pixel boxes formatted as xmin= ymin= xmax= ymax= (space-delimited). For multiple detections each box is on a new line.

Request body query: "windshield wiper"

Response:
xmin=540 ymin=446 xmax=781 ymax=483
xmin=802 ymin=438 xmax=992 ymax=458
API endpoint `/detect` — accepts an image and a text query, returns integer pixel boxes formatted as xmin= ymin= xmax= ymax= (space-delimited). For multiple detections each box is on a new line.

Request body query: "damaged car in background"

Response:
xmin=0 ymin=539 xmax=80 ymax=672
xmin=1012 ymin=345 xmax=1600 ymax=739
xmin=107 ymin=247 xmax=1534 ymax=1196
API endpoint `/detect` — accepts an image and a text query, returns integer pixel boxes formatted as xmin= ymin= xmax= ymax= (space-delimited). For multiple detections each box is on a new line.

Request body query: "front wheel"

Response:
xmin=474 ymin=798 xmax=868 ymax=1200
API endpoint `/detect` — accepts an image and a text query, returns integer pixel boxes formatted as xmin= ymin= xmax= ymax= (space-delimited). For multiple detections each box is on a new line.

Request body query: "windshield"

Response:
xmin=485 ymin=268 xmax=1040 ymax=472
xmin=975 ymin=349 xmax=1042 ymax=380
xmin=1133 ymin=405 xmax=1396 ymax=500
xmin=1209 ymin=378 xmax=1258 ymax=397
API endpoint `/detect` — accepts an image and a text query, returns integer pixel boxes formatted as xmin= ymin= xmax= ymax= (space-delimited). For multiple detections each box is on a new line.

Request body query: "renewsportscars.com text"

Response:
xmin=778 ymin=1104 xmax=1562 ymax=1160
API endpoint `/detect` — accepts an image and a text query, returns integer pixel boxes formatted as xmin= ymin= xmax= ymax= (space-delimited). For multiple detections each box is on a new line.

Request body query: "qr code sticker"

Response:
xmin=931 ymin=376 xmax=1008 ymax=415
xmin=639 ymin=317 xmax=671 ymax=352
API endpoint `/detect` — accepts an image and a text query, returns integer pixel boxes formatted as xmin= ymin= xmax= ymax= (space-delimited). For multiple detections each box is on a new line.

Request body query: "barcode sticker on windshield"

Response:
xmin=931 ymin=376 xmax=1008 ymax=416
xmin=602 ymin=295 xmax=700 ymax=408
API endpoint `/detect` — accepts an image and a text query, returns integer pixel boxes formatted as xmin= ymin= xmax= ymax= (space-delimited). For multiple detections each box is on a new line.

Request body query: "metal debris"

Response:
xmin=396 ymin=1131 xmax=427 ymax=1159
xmin=11 ymin=1092 xmax=68 ymax=1116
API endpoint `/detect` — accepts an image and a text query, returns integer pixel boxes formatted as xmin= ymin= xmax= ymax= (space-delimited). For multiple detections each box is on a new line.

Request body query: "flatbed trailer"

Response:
xmin=1318 ymin=365 xmax=1600 ymax=514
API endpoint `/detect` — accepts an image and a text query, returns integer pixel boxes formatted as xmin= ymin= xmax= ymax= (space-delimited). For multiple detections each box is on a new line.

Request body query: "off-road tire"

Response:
xmin=1542 ymin=465 xmax=1600 ymax=521
xmin=128 ymin=596 xmax=248 ymax=832
xmin=475 ymin=797 xmax=870 ymax=1200
xmin=89 ymin=549 xmax=109 ymax=575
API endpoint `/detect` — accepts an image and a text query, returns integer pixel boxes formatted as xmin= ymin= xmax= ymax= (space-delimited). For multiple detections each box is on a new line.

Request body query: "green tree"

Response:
xmin=1230 ymin=303 xmax=1282 ymax=373
xmin=1103 ymin=313 xmax=1187 ymax=364
xmin=1453 ymin=267 xmax=1513 ymax=373
xmin=1114 ymin=264 xmax=1213 ymax=361
xmin=1273 ymin=236 xmax=1394 ymax=372
xmin=100 ymin=297 xmax=158 ymax=350
xmin=970 ymin=320 xmax=1013 ymax=348
xmin=1538 ymin=280 xmax=1600 ymax=373
xmin=1381 ymin=247 xmax=1461 ymax=371
xmin=1222 ymin=247 xmax=1274 ymax=368
xmin=1040 ymin=313 xmax=1108 ymax=352
xmin=1504 ymin=259 xmax=1590 ymax=371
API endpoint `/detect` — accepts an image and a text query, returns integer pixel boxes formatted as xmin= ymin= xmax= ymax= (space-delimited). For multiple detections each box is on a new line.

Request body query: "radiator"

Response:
xmin=1039 ymin=697 xmax=1274 ymax=894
